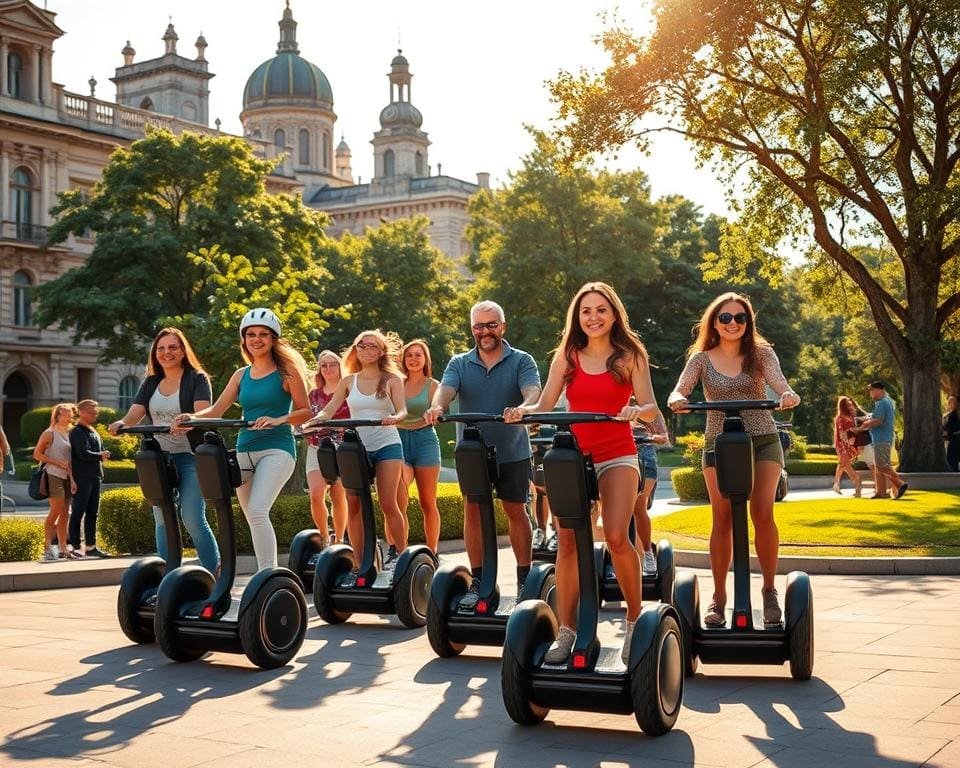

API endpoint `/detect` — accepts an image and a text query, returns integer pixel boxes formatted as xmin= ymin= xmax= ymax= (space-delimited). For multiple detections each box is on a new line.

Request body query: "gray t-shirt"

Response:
xmin=440 ymin=340 xmax=541 ymax=463
xmin=149 ymin=388 xmax=192 ymax=453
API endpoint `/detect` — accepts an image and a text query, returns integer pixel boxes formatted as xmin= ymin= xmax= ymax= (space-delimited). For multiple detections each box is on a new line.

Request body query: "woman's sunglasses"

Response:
xmin=717 ymin=312 xmax=749 ymax=325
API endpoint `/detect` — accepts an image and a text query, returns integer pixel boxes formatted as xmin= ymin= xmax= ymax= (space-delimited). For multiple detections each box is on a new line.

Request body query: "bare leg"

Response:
xmin=330 ymin=480 xmax=348 ymax=541
xmin=502 ymin=500 xmax=532 ymax=568
xmin=553 ymin=528 xmax=578 ymax=628
xmin=750 ymin=461 xmax=781 ymax=591
xmin=414 ymin=464 xmax=441 ymax=553
xmin=703 ymin=466 xmax=732 ymax=605
xmin=306 ymin=469 xmax=331 ymax=538
xmin=600 ymin=466 xmax=643 ymax=621
xmin=375 ymin=459 xmax=407 ymax=550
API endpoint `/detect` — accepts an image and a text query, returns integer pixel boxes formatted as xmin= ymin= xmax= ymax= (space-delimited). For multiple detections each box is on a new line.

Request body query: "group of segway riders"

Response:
xmin=111 ymin=282 xmax=805 ymax=735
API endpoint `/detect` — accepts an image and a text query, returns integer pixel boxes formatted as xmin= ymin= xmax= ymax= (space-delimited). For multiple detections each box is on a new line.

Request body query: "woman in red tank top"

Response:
xmin=505 ymin=281 xmax=660 ymax=664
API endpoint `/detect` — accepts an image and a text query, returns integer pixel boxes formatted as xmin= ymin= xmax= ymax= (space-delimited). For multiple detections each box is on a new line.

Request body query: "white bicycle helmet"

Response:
xmin=239 ymin=307 xmax=282 ymax=337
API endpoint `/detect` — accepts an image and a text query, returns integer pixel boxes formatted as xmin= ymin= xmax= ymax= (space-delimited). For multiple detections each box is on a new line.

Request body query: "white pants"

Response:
xmin=235 ymin=449 xmax=296 ymax=570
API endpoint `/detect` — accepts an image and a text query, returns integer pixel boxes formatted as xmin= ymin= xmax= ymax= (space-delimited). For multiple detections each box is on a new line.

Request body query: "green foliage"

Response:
xmin=788 ymin=433 xmax=808 ymax=460
xmin=94 ymin=424 xmax=138 ymax=460
xmin=0 ymin=518 xmax=44 ymax=562
xmin=20 ymin=406 xmax=120 ymax=449
xmin=785 ymin=459 xmax=838 ymax=476
xmin=675 ymin=432 xmax=705 ymax=468
xmin=670 ymin=467 xmax=708 ymax=501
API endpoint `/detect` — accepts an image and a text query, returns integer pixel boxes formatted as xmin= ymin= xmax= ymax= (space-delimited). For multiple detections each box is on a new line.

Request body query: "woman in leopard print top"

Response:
xmin=668 ymin=293 xmax=800 ymax=628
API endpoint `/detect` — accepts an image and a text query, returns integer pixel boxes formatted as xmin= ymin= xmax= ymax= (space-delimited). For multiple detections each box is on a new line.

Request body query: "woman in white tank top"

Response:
xmin=310 ymin=330 xmax=408 ymax=574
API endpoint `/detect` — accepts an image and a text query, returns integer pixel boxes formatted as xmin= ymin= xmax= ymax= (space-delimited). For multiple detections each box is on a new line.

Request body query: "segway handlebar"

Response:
xmin=178 ymin=418 xmax=253 ymax=429
xmin=303 ymin=418 xmax=392 ymax=429
xmin=632 ymin=429 xmax=656 ymax=444
xmin=682 ymin=399 xmax=780 ymax=414
xmin=116 ymin=424 xmax=171 ymax=435
xmin=438 ymin=413 xmax=504 ymax=425
xmin=520 ymin=411 xmax=616 ymax=427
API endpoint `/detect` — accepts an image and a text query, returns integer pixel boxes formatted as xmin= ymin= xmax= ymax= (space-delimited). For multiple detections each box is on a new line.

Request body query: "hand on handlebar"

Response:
xmin=779 ymin=392 xmax=801 ymax=410
xmin=108 ymin=420 xmax=123 ymax=436
xmin=422 ymin=405 xmax=443 ymax=426
xmin=667 ymin=393 xmax=689 ymax=414
xmin=503 ymin=406 xmax=526 ymax=423
xmin=382 ymin=414 xmax=403 ymax=426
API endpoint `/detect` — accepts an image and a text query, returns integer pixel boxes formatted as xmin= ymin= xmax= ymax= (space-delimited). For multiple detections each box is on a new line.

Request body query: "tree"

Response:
xmin=552 ymin=0 xmax=960 ymax=470
xmin=466 ymin=129 xmax=660 ymax=368
xmin=37 ymin=128 xmax=331 ymax=361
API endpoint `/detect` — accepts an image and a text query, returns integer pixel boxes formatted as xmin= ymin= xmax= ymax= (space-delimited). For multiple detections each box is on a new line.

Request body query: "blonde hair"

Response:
xmin=313 ymin=349 xmax=344 ymax=390
xmin=240 ymin=333 xmax=309 ymax=390
xmin=49 ymin=403 xmax=77 ymax=428
xmin=343 ymin=329 xmax=403 ymax=398
xmin=399 ymin=338 xmax=433 ymax=379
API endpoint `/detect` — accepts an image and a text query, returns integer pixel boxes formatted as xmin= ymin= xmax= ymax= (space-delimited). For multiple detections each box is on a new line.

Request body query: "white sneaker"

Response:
xmin=531 ymin=528 xmax=546 ymax=550
xmin=642 ymin=549 xmax=657 ymax=577
xmin=621 ymin=619 xmax=637 ymax=664
xmin=51 ymin=544 xmax=60 ymax=559
xmin=544 ymin=626 xmax=576 ymax=664
xmin=42 ymin=546 xmax=58 ymax=562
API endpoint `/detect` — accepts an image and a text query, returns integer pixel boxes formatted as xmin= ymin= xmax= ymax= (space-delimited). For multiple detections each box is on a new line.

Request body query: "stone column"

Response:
xmin=0 ymin=143 xmax=9 ymax=225
xmin=29 ymin=45 xmax=40 ymax=102
xmin=0 ymin=37 xmax=8 ymax=97
xmin=40 ymin=148 xmax=51 ymax=225
xmin=40 ymin=47 xmax=52 ymax=104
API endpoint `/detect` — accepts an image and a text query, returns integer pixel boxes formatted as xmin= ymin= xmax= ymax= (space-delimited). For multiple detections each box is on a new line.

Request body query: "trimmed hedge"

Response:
xmin=785 ymin=459 xmax=838 ymax=476
xmin=671 ymin=467 xmax=708 ymax=501
xmin=16 ymin=459 xmax=139 ymax=484
xmin=0 ymin=517 xmax=44 ymax=562
xmin=20 ymin=406 xmax=120 ymax=448
xmin=99 ymin=482 xmax=507 ymax=556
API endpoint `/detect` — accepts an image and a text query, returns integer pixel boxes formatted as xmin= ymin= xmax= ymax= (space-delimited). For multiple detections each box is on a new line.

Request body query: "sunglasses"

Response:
xmin=717 ymin=312 xmax=749 ymax=325
xmin=472 ymin=321 xmax=501 ymax=332
xmin=356 ymin=342 xmax=381 ymax=351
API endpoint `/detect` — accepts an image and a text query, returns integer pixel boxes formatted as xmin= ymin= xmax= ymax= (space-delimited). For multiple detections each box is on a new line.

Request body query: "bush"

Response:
xmin=16 ymin=459 xmax=138 ymax=484
xmin=671 ymin=467 xmax=708 ymax=501
xmin=676 ymin=432 xmax=705 ymax=467
xmin=785 ymin=459 xmax=838 ymax=476
xmin=787 ymin=433 xmax=808 ymax=459
xmin=99 ymin=481 xmax=497 ymax=556
xmin=0 ymin=517 xmax=44 ymax=561
xmin=94 ymin=424 xmax=139 ymax=460
xmin=806 ymin=443 xmax=836 ymax=455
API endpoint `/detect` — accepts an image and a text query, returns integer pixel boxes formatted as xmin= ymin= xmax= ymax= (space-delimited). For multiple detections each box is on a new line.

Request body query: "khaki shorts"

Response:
xmin=47 ymin=474 xmax=72 ymax=501
xmin=703 ymin=432 xmax=785 ymax=469
xmin=873 ymin=442 xmax=892 ymax=470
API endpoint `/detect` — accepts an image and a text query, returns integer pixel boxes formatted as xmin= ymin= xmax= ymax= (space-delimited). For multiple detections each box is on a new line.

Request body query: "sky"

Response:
xmin=42 ymin=0 xmax=731 ymax=217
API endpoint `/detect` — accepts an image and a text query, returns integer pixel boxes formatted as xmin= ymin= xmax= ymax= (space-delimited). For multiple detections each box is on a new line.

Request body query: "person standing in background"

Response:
xmin=69 ymin=400 xmax=110 ymax=558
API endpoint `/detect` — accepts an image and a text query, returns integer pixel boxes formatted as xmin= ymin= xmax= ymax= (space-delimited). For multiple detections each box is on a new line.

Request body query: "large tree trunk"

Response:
xmin=898 ymin=355 xmax=946 ymax=472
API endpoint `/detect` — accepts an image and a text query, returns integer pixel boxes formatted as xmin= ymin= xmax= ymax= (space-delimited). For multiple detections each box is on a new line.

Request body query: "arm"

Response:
xmin=860 ymin=401 xmax=887 ymax=430
xmin=620 ymin=353 xmax=659 ymax=422
xmin=668 ymin=354 xmax=704 ymax=412
xmin=108 ymin=404 xmax=147 ymax=434
xmin=506 ymin=351 xmax=565 ymax=420
xmin=185 ymin=369 xmax=243 ymax=420
xmin=760 ymin=346 xmax=801 ymax=409
xmin=381 ymin=377 xmax=408 ymax=425
xmin=34 ymin=431 xmax=69 ymax=472
xmin=310 ymin=377 xmax=352 ymax=423
xmin=424 ymin=384 xmax=458 ymax=424
xmin=70 ymin=427 xmax=105 ymax=464
xmin=0 ymin=427 xmax=9 ymax=459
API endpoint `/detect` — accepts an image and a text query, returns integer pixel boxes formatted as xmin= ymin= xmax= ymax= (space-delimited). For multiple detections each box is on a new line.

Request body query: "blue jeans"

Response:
xmin=154 ymin=452 xmax=220 ymax=574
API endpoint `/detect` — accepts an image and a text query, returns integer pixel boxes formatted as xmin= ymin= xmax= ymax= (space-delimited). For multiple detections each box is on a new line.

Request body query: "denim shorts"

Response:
xmin=367 ymin=442 xmax=404 ymax=465
xmin=702 ymin=432 xmax=784 ymax=469
xmin=399 ymin=427 xmax=441 ymax=468
xmin=638 ymin=444 xmax=658 ymax=480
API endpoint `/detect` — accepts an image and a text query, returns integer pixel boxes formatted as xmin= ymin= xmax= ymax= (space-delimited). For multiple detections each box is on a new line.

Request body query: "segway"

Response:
xmin=672 ymin=401 xmax=813 ymax=680
xmin=530 ymin=431 xmax=558 ymax=564
xmin=116 ymin=424 xmax=182 ymax=644
xmin=152 ymin=419 xmax=307 ymax=669
xmin=310 ymin=419 xmax=438 ymax=629
xmin=287 ymin=429 xmax=333 ymax=591
xmin=427 ymin=414 xmax=556 ymax=658
xmin=501 ymin=413 xmax=683 ymax=736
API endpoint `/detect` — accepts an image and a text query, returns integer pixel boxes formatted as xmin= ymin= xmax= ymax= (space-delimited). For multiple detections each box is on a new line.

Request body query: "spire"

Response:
xmin=277 ymin=1 xmax=299 ymax=54
xmin=163 ymin=21 xmax=178 ymax=55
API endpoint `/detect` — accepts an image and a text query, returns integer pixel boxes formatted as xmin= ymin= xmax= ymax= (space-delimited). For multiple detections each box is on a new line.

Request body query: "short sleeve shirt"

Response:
xmin=440 ymin=340 xmax=541 ymax=463
xmin=869 ymin=395 xmax=896 ymax=445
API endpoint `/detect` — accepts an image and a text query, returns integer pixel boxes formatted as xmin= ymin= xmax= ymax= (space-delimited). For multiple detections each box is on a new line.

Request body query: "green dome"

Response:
xmin=243 ymin=52 xmax=333 ymax=110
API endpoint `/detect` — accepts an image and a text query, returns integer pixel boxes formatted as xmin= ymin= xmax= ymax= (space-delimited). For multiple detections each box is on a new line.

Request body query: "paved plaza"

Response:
xmin=1 ymin=547 xmax=959 ymax=768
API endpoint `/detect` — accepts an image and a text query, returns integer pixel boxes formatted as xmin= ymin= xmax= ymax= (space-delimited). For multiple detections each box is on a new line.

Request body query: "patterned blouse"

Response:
xmin=673 ymin=346 xmax=790 ymax=441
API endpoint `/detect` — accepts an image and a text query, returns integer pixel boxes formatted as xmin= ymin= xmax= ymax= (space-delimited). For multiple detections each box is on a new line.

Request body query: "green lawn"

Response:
xmin=653 ymin=489 xmax=960 ymax=557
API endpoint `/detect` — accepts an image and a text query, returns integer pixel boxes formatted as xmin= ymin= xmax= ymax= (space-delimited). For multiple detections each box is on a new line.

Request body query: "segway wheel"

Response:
xmin=673 ymin=570 xmax=700 ymax=677
xmin=395 ymin=552 xmax=435 ymax=629
xmin=427 ymin=565 xmax=469 ymax=657
xmin=786 ymin=573 xmax=814 ymax=681
xmin=631 ymin=613 xmax=683 ymax=736
xmin=117 ymin=557 xmax=164 ymax=644
xmin=313 ymin=547 xmax=353 ymax=624
xmin=536 ymin=572 xmax=557 ymax=615
xmin=655 ymin=540 xmax=675 ymax=606
xmin=154 ymin=566 xmax=214 ymax=663
xmin=240 ymin=575 xmax=307 ymax=669
xmin=501 ymin=643 xmax=549 ymax=726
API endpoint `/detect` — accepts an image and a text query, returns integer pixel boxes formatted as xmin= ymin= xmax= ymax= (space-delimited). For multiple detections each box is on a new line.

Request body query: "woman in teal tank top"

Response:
xmin=175 ymin=308 xmax=312 ymax=570
xmin=396 ymin=339 xmax=442 ymax=553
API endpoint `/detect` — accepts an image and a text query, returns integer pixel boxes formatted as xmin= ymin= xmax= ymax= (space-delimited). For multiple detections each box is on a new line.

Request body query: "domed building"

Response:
xmin=239 ymin=2 xmax=352 ymax=187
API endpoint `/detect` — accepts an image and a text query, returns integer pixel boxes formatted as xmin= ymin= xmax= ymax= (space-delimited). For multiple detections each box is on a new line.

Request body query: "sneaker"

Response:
xmin=68 ymin=549 xmax=85 ymax=560
xmin=382 ymin=545 xmax=399 ymax=571
xmin=546 ymin=533 xmax=559 ymax=553
xmin=84 ymin=548 xmax=111 ymax=559
xmin=340 ymin=569 xmax=359 ymax=588
xmin=895 ymin=482 xmax=909 ymax=499
xmin=41 ymin=546 xmax=58 ymax=562
xmin=832 ymin=482 xmax=842 ymax=494
xmin=762 ymin=588 xmax=782 ymax=625
xmin=544 ymin=625 xmax=576 ymax=664
xmin=532 ymin=528 xmax=546 ymax=550
xmin=458 ymin=578 xmax=481 ymax=611
xmin=621 ymin=619 xmax=637 ymax=664
xmin=704 ymin=600 xmax=726 ymax=627
xmin=642 ymin=549 xmax=657 ymax=577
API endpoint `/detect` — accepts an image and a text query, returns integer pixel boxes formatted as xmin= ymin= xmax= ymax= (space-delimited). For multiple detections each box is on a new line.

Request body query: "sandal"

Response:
xmin=704 ymin=600 xmax=726 ymax=627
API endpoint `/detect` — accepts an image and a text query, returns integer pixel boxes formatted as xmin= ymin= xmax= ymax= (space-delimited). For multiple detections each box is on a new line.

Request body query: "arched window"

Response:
xmin=13 ymin=271 xmax=33 ymax=326
xmin=274 ymin=128 xmax=286 ymax=150
xmin=415 ymin=151 xmax=424 ymax=176
xmin=383 ymin=149 xmax=395 ymax=178
xmin=140 ymin=96 xmax=154 ymax=111
xmin=10 ymin=167 xmax=34 ymax=239
xmin=298 ymin=129 xmax=310 ymax=165
xmin=118 ymin=376 xmax=139 ymax=411
xmin=7 ymin=52 xmax=23 ymax=98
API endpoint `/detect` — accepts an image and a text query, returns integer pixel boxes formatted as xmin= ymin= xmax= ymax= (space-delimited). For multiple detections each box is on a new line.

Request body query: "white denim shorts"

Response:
xmin=593 ymin=454 xmax=641 ymax=480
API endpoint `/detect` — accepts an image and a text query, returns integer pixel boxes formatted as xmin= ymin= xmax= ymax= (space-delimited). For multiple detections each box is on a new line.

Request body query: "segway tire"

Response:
xmin=673 ymin=570 xmax=700 ymax=677
xmin=427 ymin=566 xmax=469 ymax=657
xmin=786 ymin=573 xmax=814 ymax=681
xmin=501 ymin=643 xmax=548 ymax=726
xmin=154 ymin=566 xmax=214 ymax=663
xmin=240 ymin=575 xmax=307 ymax=669
xmin=631 ymin=613 xmax=683 ymax=736
xmin=395 ymin=552 xmax=435 ymax=629
xmin=117 ymin=557 xmax=164 ymax=644
xmin=313 ymin=547 xmax=354 ymax=625
xmin=655 ymin=539 xmax=675 ymax=606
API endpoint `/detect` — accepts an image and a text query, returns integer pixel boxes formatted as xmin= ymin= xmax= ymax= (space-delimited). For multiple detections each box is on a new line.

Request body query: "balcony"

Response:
xmin=0 ymin=220 xmax=48 ymax=243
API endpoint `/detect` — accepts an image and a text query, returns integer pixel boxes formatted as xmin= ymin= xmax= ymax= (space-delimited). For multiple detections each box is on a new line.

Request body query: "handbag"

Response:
xmin=850 ymin=430 xmax=872 ymax=448
xmin=28 ymin=464 xmax=49 ymax=500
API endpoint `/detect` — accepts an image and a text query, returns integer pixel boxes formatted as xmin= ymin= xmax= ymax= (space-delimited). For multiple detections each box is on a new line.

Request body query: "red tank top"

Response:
xmin=565 ymin=351 xmax=635 ymax=462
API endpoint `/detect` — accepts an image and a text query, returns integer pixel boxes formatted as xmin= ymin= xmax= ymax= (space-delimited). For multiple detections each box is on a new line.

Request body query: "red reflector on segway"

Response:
xmin=356 ymin=576 xmax=366 ymax=587
xmin=572 ymin=652 xmax=587 ymax=669
xmin=735 ymin=613 xmax=748 ymax=628
xmin=200 ymin=604 xmax=214 ymax=619
xmin=476 ymin=599 xmax=488 ymax=614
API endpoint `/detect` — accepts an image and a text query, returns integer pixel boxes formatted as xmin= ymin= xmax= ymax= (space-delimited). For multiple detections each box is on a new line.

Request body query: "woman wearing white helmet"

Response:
xmin=176 ymin=308 xmax=312 ymax=570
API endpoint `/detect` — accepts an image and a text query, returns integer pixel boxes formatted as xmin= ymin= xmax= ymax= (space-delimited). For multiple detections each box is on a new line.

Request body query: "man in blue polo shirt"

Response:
xmin=862 ymin=381 xmax=907 ymax=499
xmin=424 ymin=300 xmax=542 ymax=607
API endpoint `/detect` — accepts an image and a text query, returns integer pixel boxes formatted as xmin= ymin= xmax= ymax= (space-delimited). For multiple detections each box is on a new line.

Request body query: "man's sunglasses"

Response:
xmin=717 ymin=312 xmax=749 ymax=325
xmin=472 ymin=321 xmax=501 ymax=332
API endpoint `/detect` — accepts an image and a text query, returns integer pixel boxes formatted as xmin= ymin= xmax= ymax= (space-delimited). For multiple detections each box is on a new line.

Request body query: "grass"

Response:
xmin=652 ymin=488 xmax=960 ymax=557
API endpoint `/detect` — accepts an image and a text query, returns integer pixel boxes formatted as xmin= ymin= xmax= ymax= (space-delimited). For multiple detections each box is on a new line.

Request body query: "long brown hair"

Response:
xmin=343 ymin=329 xmax=403 ymax=398
xmin=559 ymin=282 xmax=648 ymax=384
xmin=146 ymin=328 xmax=205 ymax=378
xmin=836 ymin=395 xmax=856 ymax=419
xmin=240 ymin=330 xmax=310 ymax=389
xmin=399 ymin=338 xmax=433 ymax=379
xmin=688 ymin=292 xmax=770 ymax=376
